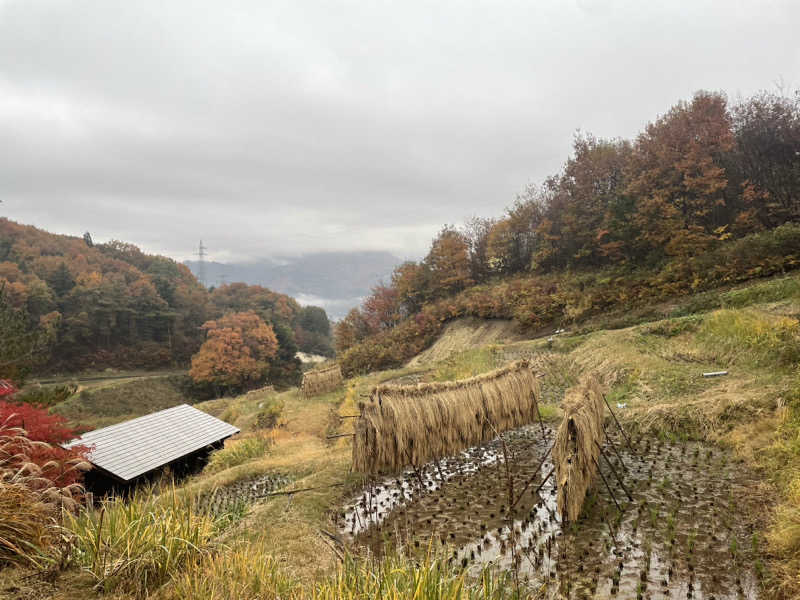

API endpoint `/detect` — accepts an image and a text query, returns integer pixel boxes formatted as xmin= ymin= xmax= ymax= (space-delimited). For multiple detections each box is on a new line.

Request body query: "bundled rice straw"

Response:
xmin=300 ymin=365 xmax=343 ymax=397
xmin=552 ymin=374 xmax=606 ymax=523
xmin=352 ymin=360 xmax=540 ymax=475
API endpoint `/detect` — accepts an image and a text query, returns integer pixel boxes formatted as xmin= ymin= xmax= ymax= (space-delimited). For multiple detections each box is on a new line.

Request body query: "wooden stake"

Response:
xmin=603 ymin=425 xmax=629 ymax=473
xmin=511 ymin=441 xmax=554 ymax=510
xmin=593 ymin=456 xmax=621 ymax=513
xmin=596 ymin=441 xmax=633 ymax=501
xmin=602 ymin=394 xmax=634 ymax=453
xmin=531 ymin=466 xmax=555 ymax=499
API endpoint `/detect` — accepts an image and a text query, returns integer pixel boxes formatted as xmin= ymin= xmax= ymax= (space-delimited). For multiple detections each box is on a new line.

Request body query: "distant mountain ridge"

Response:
xmin=185 ymin=251 xmax=401 ymax=320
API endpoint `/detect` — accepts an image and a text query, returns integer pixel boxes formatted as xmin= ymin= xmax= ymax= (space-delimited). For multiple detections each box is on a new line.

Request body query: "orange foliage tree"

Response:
xmin=627 ymin=91 xmax=735 ymax=258
xmin=424 ymin=226 xmax=474 ymax=297
xmin=189 ymin=311 xmax=279 ymax=390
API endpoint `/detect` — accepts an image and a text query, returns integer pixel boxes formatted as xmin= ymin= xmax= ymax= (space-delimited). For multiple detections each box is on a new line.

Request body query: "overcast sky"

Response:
xmin=1 ymin=0 xmax=798 ymax=263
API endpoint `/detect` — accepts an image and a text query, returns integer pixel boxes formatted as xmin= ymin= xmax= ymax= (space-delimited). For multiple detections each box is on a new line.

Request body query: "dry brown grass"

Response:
xmin=0 ymin=420 xmax=85 ymax=567
xmin=301 ymin=365 xmax=343 ymax=397
xmin=552 ymin=374 xmax=605 ymax=523
xmin=353 ymin=360 xmax=540 ymax=475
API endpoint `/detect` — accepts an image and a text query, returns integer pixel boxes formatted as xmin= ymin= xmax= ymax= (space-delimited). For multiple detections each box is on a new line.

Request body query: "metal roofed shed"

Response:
xmin=64 ymin=404 xmax=239 ymax=493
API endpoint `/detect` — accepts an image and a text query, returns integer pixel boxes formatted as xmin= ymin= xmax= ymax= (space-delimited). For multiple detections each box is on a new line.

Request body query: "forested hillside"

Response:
xmin=336 ymin=91 xmax=800 ymax=374
xmin=0 ymin=219 xmax=333 ymax=379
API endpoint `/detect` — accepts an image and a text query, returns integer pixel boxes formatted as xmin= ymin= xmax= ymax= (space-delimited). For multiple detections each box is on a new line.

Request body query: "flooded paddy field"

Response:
xmin=338 ymin=426 xmax=764 ymax=599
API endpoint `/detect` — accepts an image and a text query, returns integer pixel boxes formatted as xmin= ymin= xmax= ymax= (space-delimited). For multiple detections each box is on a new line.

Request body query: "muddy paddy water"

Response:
xmin=337 ymin=426 xmax=764 ymax=599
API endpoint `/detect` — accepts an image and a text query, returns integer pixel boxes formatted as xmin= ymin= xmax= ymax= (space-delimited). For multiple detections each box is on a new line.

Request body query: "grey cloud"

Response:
xmin=1 ymin=0 xmax=799 ymax=261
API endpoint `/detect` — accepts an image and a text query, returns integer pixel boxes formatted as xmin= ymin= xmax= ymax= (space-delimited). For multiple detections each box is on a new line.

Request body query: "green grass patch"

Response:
xmin=698 ymin=309 xmax=800 ymax=367
xmin=430 ymin=346 xmax=504 ymax=382
xmin=720 ymin=274 xmax=800 ymax=309
xmin=205 ymin=434 xmax=272 ymax=474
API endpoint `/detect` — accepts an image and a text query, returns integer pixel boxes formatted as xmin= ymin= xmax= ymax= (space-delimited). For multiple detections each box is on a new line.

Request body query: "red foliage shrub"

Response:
xmin=0 ymin=402 xmax=89 ymax=487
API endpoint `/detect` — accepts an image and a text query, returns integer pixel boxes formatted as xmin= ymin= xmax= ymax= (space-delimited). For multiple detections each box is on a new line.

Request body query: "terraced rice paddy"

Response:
xmin=197 ymin=472 xmax=292 ymax=516
xmin=338 ymin=426 xmax=764 ymax=599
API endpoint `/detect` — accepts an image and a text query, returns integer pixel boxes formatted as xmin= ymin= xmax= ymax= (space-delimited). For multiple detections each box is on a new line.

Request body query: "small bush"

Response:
xmin=16 ymin=383 xmax=77 ymax=407
xmin=254 ymin=397 xmax=284 ymax=430
xmin=0 ymin=402 xmax=89 ymax=487
xmin=643 ymin=315 xmax=702 ymax=338
xmin=204 ymin=434 xmax=271 ymax=474
xmin=64 ymin=488 xmax=215 ymax=596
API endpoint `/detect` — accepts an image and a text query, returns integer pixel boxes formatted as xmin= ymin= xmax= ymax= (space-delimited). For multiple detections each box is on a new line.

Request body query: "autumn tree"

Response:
xmin=534 ymin=135 xmax=632 ymax=268
xmin=391 ymin=261 xmax=431 ymax=314
xmin=627 ymin=92 xmax=735 ymax=258
xmin=362 ymin=284 xmax=402 ymax=332
xmin=462 ymin=216 xmax=495 ymax=283
xmin=483 ymin=190 xmax=545 ymax=275
xmin=424 ymin=226 xmax=474 ymax=297
xmin=190 ymin=311 xmax=279 ymax=390
xmin=729 ymin=91 xmax=800 ymax=229
xmin=294 ymin=306 xmax=334 ymax=357
xmin=334 ymin=307 xmax=371 ymax=354
xmin=0 ymin=286 xmax=58 ymax=382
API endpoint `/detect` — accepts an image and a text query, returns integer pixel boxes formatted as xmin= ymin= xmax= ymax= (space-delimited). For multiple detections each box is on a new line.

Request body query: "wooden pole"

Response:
xmin=603 ymin=425 xmax=629 ymax=473
xmin=531 ymin=466 xmax=555 ymax=499
xmin=511 ymin=441 xmax=554 ymax=510
xmin=602 ymin=394 xmax=634 ymax=453
xmin=593 ymin=456 xmax=621 ymax=513
xmin=595 ymin=441 xmax=633 ymax=501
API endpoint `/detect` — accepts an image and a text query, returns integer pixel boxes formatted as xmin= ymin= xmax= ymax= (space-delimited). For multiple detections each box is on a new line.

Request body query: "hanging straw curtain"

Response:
xmin=352 ymin=360 xmax=541 ymax=475
xmin=300 ymin=365 xmax=343 ymax=397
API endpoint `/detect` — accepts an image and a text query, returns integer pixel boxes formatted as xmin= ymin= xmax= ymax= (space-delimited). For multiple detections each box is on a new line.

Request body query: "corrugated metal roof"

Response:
xmin=63 ymin=404 xmax=239 ymax=481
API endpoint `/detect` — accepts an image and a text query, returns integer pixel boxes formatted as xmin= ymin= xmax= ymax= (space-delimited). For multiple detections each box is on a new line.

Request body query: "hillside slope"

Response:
xmin=406 ymin=318 xmax=526 ymax=366
xmin=0 ymin=218 xmax=333 ymax=377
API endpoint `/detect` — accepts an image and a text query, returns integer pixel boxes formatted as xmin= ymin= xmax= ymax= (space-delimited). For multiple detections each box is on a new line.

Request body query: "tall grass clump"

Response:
xmin=204 ymin=433 xmax=271 ymax=474
xmin=254 ymin=396 xmax=284 ymax=430
xmin=162 ymin=541 xmax=301 ymax=600
xmin=313 ymin=551 xmax=520 ymax=599
xmin=0 ymin=420 xmax=85 ymax=567
xmin=698 ymin=309 xmax=800 ymax=367
xmin=64 ymin=487 xmax=215 ymax=596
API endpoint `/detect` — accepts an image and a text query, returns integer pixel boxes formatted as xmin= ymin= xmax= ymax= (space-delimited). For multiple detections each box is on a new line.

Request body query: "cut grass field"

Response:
xmin=4 ymin=272 xmax=800 ymax=599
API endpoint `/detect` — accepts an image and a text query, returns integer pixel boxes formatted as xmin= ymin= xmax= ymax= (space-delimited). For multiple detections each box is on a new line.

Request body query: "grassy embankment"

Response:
xmin=50 ymin=374 xmax=192 ymax=430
